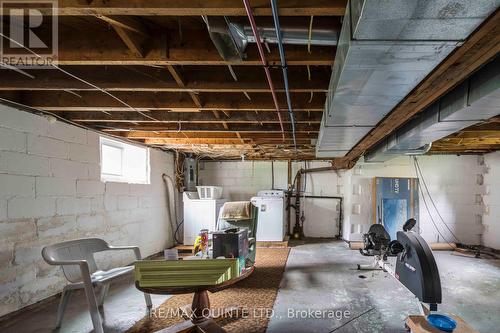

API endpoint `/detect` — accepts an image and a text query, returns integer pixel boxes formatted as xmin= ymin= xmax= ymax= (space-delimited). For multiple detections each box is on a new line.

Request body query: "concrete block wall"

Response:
xmin=292 ymin=161 xmax=343 ymax=237
xmin=0 ymin=105 xmax=175 ymax=317
xmin=342 ymin=155 xmax=486 ymax=244
xmin=200 ymin=156 xmax=487 ymax=245
xmin=198 ymin=160 xmax=343 ymax=238
xmin=483 ymin=151 xmax=500 ymax=249
xmin=199 ymin=160 xmax=288 ymax=200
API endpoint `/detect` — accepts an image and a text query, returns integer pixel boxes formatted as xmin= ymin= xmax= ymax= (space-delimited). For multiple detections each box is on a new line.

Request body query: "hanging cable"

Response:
xmin=414 ymin=157 xmax=462 ymax=243
xmin=162 ymin=174 xmax=182 ymax=244
xmin=412 ymin=157 xmax=455 ymax=248
xmin=270 ymin=0 xmax=297 ymax=151
xmin=0 ymin=32 xmax=161 ymax=122
xmin=242 ymin=0 xmax=285 ymax=142
xmin=307 ymin=15 xmax=314 ymax=54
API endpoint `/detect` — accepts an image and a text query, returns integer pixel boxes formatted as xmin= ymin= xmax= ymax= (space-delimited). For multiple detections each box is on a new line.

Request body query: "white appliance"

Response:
xmin=251 ymin=190 xmax=286 ymax=241
xmin=183 ymin=192 xmax=227 ymax=245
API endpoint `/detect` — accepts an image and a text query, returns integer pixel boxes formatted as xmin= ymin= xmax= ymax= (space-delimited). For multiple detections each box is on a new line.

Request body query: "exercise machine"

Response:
xmin=358 ymin=218 xmax=441 ymax=315
xmin=358 ymin=219 xmax=478 ymax=332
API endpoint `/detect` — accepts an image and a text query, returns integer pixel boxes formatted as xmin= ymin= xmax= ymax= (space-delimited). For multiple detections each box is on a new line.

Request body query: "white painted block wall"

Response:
xmin=483 ymin=151 xmax=500 ymax=249
xmin=0 ymin=105 xmax=175 ymax=317
xmin=199 ymin=161 xmax=343 ymax=238
xmin=199 ymin=156 xmax=489 ymax=245
xmin=344 ymin=156 xmax=486 ymax=245
xmin=199 ymin=160 xmax=289 ymax=200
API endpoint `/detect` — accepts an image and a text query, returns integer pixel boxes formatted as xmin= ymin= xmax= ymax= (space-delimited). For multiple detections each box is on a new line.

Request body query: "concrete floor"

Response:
xmin=267 ymin=240 xmax=500 ymax=333
xmin=0 ymin=275 xmax=170 ymax=333
xmin=1 ymin=240 xmax=499 ymax=333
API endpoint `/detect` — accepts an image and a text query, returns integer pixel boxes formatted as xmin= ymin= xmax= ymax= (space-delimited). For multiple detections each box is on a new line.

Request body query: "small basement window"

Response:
xmin=100 ymin=137 xmax=150 ymax=184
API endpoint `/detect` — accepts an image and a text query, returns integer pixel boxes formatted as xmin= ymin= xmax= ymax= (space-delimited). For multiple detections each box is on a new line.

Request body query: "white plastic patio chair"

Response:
xmin=41 ymin=238 xmax=152 ymax=333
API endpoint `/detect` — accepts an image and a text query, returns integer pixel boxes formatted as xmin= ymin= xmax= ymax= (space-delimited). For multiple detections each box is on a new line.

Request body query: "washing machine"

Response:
xmin=251 ymin=190 xmax=286 ymax=241
xmin=183 ymin=192 xmax=227 ymax=245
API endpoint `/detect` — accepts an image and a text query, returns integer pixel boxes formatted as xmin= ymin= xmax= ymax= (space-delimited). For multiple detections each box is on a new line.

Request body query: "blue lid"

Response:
xmin=427 ymin=314 xmax=457 ymax=332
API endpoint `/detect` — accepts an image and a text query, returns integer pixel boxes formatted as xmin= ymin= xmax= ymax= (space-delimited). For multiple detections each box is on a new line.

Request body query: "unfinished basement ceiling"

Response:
xmin=316 ymin=0 xmax=500 ymax=158
xmin=0 ymin=0 xmax=498 ymax=164
xmin=0 ymin=2 xmax=342 ymax=161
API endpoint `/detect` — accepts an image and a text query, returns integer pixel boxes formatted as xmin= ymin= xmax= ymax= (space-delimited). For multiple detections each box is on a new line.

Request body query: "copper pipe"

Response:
xmin=242 ymin=0 xmax=285 ymax=141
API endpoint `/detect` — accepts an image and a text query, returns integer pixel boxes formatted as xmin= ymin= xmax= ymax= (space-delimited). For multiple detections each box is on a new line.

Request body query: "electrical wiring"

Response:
xmin=307 ymin=15 xmax=314 ymax=54
xmin=0 ymin=97 xmax=155 ymax=150
xmin=159 ymin=142 xmax=315 ymax=160
xmin=413 ymin=157 xmax=462 ymax=243
xmin=0 ymin=32 xmax=161 ymax=122
xmin=162 ymin=173 xmax=183 ymax=244
xmin=412 ymin=157 xmax=456 ymax=248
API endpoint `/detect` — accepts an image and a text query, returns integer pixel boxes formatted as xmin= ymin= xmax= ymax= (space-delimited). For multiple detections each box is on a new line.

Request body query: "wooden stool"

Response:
xmin=405 ymin=314 xmax=479 ymax=333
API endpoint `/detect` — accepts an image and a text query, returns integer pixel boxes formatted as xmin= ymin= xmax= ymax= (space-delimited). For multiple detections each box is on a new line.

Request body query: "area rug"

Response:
xmin=127 ymin=247 xmax=290 ymax=333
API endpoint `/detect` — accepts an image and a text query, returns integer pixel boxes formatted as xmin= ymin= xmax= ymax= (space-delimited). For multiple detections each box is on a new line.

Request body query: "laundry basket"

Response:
xmin=196 ymin=186 xmax=223 ymax=200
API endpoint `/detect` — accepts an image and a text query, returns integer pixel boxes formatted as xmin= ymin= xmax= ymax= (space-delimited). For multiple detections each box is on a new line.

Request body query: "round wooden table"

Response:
xmin=136 ymin=266 xmax=255 ymax=333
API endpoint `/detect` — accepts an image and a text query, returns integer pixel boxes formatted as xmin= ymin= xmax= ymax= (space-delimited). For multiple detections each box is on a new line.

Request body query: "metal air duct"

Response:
xmin=316 ymin=0 xmax=499 ymax=158
xmin=364 ymin=57 xmax=500 ymax=162
xmin=204 ymin=16 xmax=339 ymax=61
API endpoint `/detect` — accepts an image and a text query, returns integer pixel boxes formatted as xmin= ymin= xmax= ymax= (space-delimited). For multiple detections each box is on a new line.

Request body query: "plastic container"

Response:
xmin=164 ymin=248 xmax=179 ymax=261
xmin=196 ymin=186 xmax=223 ymax=200
xmin=427 ymin=314 xmax=457 ymax=332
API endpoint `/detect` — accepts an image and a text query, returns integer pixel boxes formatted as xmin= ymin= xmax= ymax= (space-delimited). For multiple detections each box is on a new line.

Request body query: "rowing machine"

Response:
xmin=357 ymin=219 xmax=441 ymax=315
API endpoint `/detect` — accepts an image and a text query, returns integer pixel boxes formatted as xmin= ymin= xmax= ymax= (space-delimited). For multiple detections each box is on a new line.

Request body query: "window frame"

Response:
xmin=100 ymin=136 xmax=151 ymax=184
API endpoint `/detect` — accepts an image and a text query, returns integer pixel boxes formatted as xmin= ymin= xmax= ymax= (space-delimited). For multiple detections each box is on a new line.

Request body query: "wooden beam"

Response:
xmin=122 ymin=131 xmax=317 ymax=139
xmin=15 ymin=91 xmax=325 ymax=112
xmin=341 ymin=9 xmax=500 ymax=167
xmin=110 ymin=25 xmax=146 ymax=58
xmin=235 ymin=132 xmax=244 ymax=144
xmin=166 ymin=65 xmax=202 ymax=108
xmin=143 ymin=138 xmax=313 ymax=145
xmin=51 ymin=28 xmax=334 ymax=66
xmin=97 ymin=123 xmax=319 ymax=132
xmin=435 ymin=137 xmax=500 ymax=145
xmin=94 ymin=15 xmax=149 ymax=35
xmin=0 ymin=66 xmax=330 ymax=93
xmin=430 ymin=145 xmax=500 ymax=153
xmin=441 ymin=131 xmax=500 ymax=139
xmin=59 ymin=110 xmax=322 ymax=123
xmin=38 ymin=0 xmax=347 ymax=16
xmin=146 ymin=138 xmax=245 ymax=145
xmin=210 ymin=110 xmax=229 ymax=130
xmin=166 ymin=65 xmax=229 ymax=130
xmin=95 ymin=16 xmax=149 ymax=58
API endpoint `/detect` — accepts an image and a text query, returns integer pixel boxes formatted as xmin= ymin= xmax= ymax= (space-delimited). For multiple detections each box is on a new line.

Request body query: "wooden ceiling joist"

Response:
xmin=38 ymin=0 xmax=347 ymax=16
xmin=13 ymin=91 xmax=325 ymax=112
xmin=57 ymin=110 xmax=322 ymax=123
xmin=430 ymin=119 xmax=500 ymax=153
xmin=98 ymin=123 xmax=319 ymax=133
xmin=2 ymin=0 xmax=496 ymax=160
xmin=52 ymin=28 xmax=334 ymax=66
xmin=143 ymin=138 xmax=313 ymax=145
xmin=0 ymin=67 xmax=330 ymax=93
xmin=146 ymin=138 xmax=248 ymax=145
xmin=166 ymin=65 xmax=202 ymax=107
xmin=122 ymin=132 xmax=316 ymax=140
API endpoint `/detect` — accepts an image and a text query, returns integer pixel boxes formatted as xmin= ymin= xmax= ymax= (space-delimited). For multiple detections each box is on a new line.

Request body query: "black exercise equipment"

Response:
xmin=396 ymin=230 xmax=441 ymax=310
xmin=359 ymin=224 xmax=403 ymax=258
xmin=357 ymin=219 xmax=442 ymax=314
xmin=403 ymin=218 xmax=417 ymax=232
